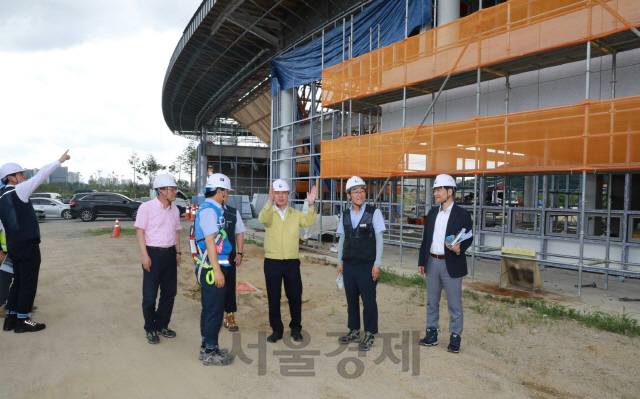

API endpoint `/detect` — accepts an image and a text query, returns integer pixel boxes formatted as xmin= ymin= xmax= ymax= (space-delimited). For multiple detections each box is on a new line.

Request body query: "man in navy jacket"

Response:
xmin=418 ymin=174 xmax=473 ymax=353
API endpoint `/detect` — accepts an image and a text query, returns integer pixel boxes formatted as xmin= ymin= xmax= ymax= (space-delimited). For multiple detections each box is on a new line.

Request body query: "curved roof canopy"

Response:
xmin=162 ymin=0 xmax=371 ymax=135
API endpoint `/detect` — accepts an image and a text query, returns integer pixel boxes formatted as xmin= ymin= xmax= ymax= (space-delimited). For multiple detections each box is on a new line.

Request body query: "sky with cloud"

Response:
xmin=0 ymin=0 xmax=203 ymax=182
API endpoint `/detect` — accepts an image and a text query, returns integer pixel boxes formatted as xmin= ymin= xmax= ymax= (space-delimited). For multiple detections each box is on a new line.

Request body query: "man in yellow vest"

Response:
xmin=258 ymin=179 xmax=317 ymax=343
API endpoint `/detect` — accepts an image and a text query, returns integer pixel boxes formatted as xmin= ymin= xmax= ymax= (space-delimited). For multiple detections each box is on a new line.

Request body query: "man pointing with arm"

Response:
xmin=0 ymin=151 xmax=71 ymax=333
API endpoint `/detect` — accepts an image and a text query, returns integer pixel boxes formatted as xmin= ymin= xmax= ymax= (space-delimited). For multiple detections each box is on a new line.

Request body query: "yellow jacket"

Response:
xmin=258 ymin=203 xmax=317 ymax=260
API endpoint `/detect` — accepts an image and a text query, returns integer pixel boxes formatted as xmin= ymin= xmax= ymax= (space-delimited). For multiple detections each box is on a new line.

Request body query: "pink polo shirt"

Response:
xmin=134 ymin=197 xmax=182 ymax=247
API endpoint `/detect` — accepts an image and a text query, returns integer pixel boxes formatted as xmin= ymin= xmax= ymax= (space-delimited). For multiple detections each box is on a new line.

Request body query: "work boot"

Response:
xmin=202 ymin=347 xmax=234 ymax=366
xmin=338 ymin=329 xmax=361 ymax=344
xmin=14 ymin=317 xmax=46 ymax=333
xmin=358 ymin=332 xmax=375 ymax=351
xmin=146 ymin=331 xmax=160 ymax=344
xmin=447 ymin=333 xmax=461 ymax=353
xmin=3 ymin=314 xmax=16 ymax=331
xmin=199 ymin=346 xmax=229 ymax=360
xmin=419 ymin=327 xmax=438 ymax=346
xmin=224 ymin=312 xmax=239 ymax=332
xmin=157 ymin=327 xmax=177 ymax=338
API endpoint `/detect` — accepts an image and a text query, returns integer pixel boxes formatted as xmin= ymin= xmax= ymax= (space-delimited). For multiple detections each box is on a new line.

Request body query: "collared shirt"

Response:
xmin=336 ymin=204 xmax=386 ymax=235
xmin=430 ymin=203 xmax=454 ymax=255
xmin=276 ymin=205 xmax=287 ymax=221
xmin=223 ymin=206 xmax=246 ymax=234
xmin=134 ymin=197 xmax=182 ymax=247
xmin=199 ymin=198 xmax=224 ymax=238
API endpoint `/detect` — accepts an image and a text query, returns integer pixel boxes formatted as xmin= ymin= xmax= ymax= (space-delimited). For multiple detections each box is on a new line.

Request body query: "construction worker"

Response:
xmin=221 ymin=195 xmax=246 ymax=332
xmin=258 ymin=179 xmax=317 ymax=343
xmin=0 ymin=220 xmax=11 ymax=317
xmin=194 ymin=173 xmax=234 ymax=366
xmin=0 ymin=151 xmax=71 ymax=333
xmin=135 ymin=173 xmax=182 ymax=344
xmin=418 ymin=174 xmax=473 ymax=353
xmin=336 ymin=176 xmax=386 ymax=351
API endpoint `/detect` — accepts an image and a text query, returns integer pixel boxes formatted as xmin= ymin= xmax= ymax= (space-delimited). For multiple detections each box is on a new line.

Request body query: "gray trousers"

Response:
xmin=425 ymin=256 xmax=463 ymax=335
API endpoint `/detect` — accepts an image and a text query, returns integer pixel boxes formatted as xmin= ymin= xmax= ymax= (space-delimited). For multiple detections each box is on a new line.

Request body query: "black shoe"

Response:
xmin=3 ymin=315 xmax=16 ymax=331
xmin=146 ymin=331 xmax=160 ymax=344
xmin=358 ymin=332 xmax=375 ymax=351
xmin=447 ymin=333 xmax=461 ymax=353
xmin=267 ymin=330 xmax=283 ymax=343
xmin=291 ymin=330 xmax=303 ymax=342
xmin=419 ymin=328 xmax=438 ymax=347
xmin=14 ymin=317 xmax=46 ymax=333
xmin=338 ymin=329 xmax=361 ymax=344
xmin=157 ymin=327 xmax=177 ymax=338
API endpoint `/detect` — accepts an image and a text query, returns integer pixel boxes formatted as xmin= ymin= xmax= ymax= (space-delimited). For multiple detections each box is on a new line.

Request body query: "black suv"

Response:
xmin=70 ymin=192 xmax=141 ymax=222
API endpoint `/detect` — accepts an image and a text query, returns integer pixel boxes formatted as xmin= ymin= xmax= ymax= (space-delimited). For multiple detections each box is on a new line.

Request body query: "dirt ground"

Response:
xmin=1 ymin=218 xmax=639 ymax=399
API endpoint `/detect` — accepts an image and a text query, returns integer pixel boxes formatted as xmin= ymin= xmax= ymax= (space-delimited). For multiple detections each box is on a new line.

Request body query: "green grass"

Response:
xmin=377 ymin=267 xmax=426 ymax=288
xmin=245 ymin=238 xmax=264 ymax=247
xmin=84 ymin=227 xmax=137 ymax=236
xmin=463 ymin=288 xmax=640 ymax=337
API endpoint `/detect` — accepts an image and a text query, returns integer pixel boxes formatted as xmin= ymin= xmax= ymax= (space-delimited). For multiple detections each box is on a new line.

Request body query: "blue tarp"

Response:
xmin=271 ymin=0 xmax=431 ymax=96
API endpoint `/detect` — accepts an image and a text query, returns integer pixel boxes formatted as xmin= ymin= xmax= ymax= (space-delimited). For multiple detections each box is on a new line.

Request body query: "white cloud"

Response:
xmin=0 ymin=1 xmax=202 ymax=182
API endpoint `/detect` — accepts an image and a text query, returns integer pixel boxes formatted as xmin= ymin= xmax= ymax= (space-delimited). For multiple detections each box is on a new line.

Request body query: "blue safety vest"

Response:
xmin=194 ymin=201 xmax=232 ymax=268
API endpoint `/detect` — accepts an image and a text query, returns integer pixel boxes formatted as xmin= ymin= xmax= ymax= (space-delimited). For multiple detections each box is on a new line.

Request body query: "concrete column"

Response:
xmin=195 ymin=130 xmax=207 ymax=202
xmin=523 ymin=175 xmax=536 ymax=222
xmin=585 ymin=173 xmax=597 ymax=235
xmin=437 ymin=0 xmax=460 ymax=27
xmin=279 ymin=88 xmax=294 ymax=183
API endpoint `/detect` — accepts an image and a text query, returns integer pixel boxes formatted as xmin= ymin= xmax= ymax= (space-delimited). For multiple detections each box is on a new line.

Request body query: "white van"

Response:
xmin=30 ymin=192 xmax=63 ymax=202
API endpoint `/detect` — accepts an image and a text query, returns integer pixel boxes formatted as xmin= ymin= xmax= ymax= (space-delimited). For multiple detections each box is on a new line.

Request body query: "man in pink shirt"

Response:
xmin=135 ymin=174 xmax=183 ymax=344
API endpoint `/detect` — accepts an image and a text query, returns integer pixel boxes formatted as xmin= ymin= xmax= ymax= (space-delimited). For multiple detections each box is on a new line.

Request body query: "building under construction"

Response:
xmin=161 ymin=0 xmax=640 ymax=293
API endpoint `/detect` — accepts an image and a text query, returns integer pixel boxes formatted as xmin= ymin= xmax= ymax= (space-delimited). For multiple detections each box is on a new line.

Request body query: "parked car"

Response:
xmin=33 ymin=206 xmax=46 ymax=222
xmin=30 ymin=192 xmax=63 ymax=202
xmin=74 ymin=189 xmax=97 ymax=195
xmin=70 ymin=192 xmax=142 ymax=222
xmin=30 ymin=198 xmax=73 ymax=219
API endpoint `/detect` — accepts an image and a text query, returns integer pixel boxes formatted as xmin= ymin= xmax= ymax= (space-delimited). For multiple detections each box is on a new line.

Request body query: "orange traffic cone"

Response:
xmin=185 ymin=203 xmax=191 ymax=220
xmin=190 ymin=204 xmax=196 ymax=221
xmin=111 ymin=219 xmax=120 ymax=238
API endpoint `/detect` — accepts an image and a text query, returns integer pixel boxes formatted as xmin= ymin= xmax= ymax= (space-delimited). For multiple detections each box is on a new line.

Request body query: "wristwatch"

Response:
xmin=237 ymin=252 xmax=244 ymax=256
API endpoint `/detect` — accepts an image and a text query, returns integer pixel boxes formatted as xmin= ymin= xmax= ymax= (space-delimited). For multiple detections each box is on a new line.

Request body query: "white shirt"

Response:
xmin=276 ymin=205 xmax=287 ymax=221
xmin=430 ymin=203 xmax=454 ymax=255
xmin=5 ymin=161 xmax=61 ymax=203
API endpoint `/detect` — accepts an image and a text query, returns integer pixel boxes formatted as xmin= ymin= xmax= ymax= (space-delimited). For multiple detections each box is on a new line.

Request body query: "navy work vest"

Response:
xmin=0 ymin=187 xmax=40 ymax=249
xmin=223 ymin=205 xmax=237 ymax=259
xmin=342 ymin=205 xmax=376 ymax=264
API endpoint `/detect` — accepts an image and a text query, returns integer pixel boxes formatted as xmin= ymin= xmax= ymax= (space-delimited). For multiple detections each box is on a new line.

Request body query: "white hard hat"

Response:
xmin=0 ymin=163 xmax=27 ymax=181
xmin=153 ymin=173 xmax=177 ymax=189
xmin=432 ymin=174 xmax=456 ymax=189
xmin=272 ymin=179 xmax=290 ymax=192
xmin=205 ymin=173 xmax=233 ymax=192
xmin=346 ymin=176 xmax=366 ymax=193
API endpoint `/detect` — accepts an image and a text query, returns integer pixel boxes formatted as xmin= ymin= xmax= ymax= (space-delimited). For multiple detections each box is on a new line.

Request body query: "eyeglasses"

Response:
xmin=350 ymin=189 xmax=366 ymax=195
xmin=161 ymin=187 xmax=177 ymax=192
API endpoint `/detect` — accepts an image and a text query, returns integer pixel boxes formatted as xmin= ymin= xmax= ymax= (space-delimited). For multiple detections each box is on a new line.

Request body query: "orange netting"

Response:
xmin=320 ymin=95 xmax=640 ymax=178
xmin=322 ymin=0 xmax=640 ymax=107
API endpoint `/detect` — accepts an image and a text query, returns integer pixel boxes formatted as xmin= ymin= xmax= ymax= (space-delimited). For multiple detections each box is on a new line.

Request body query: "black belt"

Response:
xmin=147 ymin=245 xmax=176 ymax=252
xmin=430 ymin=253 xmax=445 ymax=260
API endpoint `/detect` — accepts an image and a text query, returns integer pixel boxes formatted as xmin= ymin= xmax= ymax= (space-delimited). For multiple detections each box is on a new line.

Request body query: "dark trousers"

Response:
xmin=343 ymin=261 xmax=378 ymax=334
xmin=264 ymin=258 xmax=303 ymax=333
xmin=6 ymin=239 xmax=41 ymax=315
xmin=141 ymin=249 xmax=177 ymax=333
xmin=224 ymin=257 xmax=237 ymax=313
xmin=200 ymin=266 xmax=228 ymax=347
xmin=0 ymin=269 xmax=12 ymax=306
